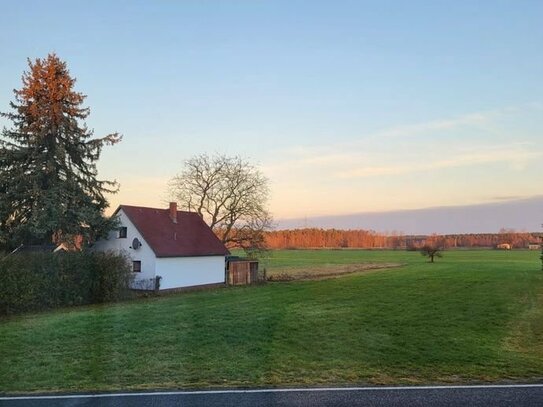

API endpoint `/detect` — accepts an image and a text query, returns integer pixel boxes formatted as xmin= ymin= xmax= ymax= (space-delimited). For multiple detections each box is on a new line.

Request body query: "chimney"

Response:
xmin=169 ymin=202 xmax=177 ymax=223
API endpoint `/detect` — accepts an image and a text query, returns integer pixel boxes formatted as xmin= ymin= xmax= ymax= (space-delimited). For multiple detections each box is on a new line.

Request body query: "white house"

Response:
xmin=93 ymin=203 xmax=230 ymax=290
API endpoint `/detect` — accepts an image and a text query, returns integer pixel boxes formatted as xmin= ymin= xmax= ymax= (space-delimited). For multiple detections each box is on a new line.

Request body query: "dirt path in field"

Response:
xmin=267 ymin=262 xmax=404 ymax=281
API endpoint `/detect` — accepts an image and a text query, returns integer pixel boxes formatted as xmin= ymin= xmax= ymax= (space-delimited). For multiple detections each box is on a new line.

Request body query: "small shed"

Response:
xmin=226 ymin=256 xmax=262 ymax=285
xmin=528 ymin=243 xmax=541 ymax=250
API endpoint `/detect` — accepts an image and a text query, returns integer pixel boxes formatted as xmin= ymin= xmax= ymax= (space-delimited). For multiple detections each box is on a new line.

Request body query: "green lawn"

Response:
xmin=1 ymin=249 xmax=542 ymax=393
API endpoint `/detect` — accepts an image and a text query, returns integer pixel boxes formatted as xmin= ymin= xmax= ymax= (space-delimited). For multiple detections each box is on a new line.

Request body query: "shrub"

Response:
xmin=267 ymin=272 xmax=295 ymax=282
xmin=0 ymin=251 xmax=133 ymax=316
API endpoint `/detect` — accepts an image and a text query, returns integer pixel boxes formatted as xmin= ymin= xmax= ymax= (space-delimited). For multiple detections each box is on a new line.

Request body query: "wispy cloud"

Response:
xmin=363 ymin=103 xmax=543 ymax=141
xmin=264 ymin=105 xmax=543 ymax=179
xmin=263 ymin=104 xmax=543 ymax=218
xmin=490 ymin=195 xmax=524 ymax=201
xmin=335 ymin=144 xmax=542 ymax=179
xmin=276 ymin=109 xmax=498 ymax=160
xmin=367 ymin=111 xmax=494 ymax=140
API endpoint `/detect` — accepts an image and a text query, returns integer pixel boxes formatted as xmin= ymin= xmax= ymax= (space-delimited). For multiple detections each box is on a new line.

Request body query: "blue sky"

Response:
xmin=1 ymin=1 xmax=542 ymax=222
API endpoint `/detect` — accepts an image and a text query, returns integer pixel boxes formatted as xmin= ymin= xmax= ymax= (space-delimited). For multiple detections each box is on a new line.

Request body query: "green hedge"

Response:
xmin=0 ymin=252 xmax=133 ymax=316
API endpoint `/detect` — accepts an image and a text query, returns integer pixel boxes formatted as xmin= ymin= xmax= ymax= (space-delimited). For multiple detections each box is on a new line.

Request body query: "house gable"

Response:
xmin=93 ymin=209 xmax=157 ymax=283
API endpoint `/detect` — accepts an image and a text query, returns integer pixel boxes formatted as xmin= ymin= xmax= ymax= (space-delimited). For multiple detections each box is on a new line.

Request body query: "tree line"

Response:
xmin=264 ymin=228 xmax=542 ymax=250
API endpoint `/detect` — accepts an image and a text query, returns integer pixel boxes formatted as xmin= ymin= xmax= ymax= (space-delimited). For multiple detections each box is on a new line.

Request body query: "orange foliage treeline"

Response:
xmin=264 ymin=228 xmax=542 ymax=249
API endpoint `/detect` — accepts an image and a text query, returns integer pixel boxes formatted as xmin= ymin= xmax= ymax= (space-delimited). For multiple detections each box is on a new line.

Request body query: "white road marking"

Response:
xmin=1 ymin=384 xmax=543 ymax=400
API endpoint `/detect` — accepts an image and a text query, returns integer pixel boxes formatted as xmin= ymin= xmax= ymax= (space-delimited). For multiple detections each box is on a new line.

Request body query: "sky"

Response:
xmin=277 ymin=196 xmax=543 ymax=234
xmin=1 ymin=1 xmax=542 ymax=232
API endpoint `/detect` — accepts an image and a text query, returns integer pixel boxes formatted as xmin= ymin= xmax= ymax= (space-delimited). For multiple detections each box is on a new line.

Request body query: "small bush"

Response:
xmin=267 ymin=272 xmax=295 ymax=282
xmin=0 ymin=251 xmax=133 ymax=316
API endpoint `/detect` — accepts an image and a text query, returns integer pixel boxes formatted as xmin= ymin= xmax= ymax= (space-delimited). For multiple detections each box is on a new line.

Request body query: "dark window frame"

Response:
xmin=132 ymin=261 xmax=141 ymax=273
xmin=118 ymin=227 xmax=127 ymax=238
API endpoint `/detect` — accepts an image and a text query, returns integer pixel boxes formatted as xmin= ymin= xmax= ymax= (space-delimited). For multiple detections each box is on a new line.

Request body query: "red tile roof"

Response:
xmin=116 ymin=205 xmax=229 ymax=258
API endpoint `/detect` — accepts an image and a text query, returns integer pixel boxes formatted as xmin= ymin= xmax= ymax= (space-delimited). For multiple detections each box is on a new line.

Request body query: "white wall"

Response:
xmin=92 ymin=210 xmax=156 ymax=289
xmin=155 ymin=256 xmax=225 ymax=290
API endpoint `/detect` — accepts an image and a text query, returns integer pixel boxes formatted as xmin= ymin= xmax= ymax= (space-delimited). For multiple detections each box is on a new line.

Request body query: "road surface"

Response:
xmin=1 ymin=384 xmax=543 ymax=406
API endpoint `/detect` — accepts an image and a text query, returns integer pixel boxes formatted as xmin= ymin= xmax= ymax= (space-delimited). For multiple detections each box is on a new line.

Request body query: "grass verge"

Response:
xmin=1 ymin=249 xmax=542 ymax=393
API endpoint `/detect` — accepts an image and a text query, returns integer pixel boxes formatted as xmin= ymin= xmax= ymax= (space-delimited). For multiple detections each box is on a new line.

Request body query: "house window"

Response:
xmin=132 ymin=261 xmax=141 ymax=273
xmin=118 ymin=227 xmax=127 ymax=238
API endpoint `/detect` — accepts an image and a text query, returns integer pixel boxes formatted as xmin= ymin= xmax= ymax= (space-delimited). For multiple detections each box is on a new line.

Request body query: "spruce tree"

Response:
xmin=0 ymin=54 xmax=121 ymax=250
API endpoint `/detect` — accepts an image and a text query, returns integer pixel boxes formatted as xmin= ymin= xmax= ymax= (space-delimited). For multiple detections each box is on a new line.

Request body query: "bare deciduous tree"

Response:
xmin=420 ymin=235 xmax=445 ymax=263
xmin=168 ymin=154 xmax=273 ymax=254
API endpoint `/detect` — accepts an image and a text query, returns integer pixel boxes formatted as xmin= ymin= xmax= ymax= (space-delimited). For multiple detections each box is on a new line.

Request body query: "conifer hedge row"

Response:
xmin=0 ymin=252 xmax=133 ymax=316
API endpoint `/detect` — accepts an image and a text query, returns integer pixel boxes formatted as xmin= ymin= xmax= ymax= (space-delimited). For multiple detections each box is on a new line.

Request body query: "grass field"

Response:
xmin=1 ymin=249 xmax=542 ymax=393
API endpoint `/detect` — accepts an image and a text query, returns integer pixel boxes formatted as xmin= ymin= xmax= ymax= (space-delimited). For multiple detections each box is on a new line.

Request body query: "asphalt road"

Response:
xmin=1 ymin=385 xmax=543 ymax=407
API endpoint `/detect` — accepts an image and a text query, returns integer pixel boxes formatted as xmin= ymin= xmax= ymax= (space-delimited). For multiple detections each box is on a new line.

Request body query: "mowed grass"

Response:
xmin=1 ymin=249 xmax=542 ymax=393
xmin=259 ymin=249 xmax=409 ymax=279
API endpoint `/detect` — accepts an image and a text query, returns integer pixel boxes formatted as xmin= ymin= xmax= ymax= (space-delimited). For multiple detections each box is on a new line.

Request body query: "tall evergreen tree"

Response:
xmin=0 ymin=54 xmax=121 ymax=249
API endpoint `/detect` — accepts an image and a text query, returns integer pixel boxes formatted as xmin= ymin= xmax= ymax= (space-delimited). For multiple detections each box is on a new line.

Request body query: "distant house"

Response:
xmin=528 ymin=243 xmax=541 ymax=250
xmin=496 ymin=243 xmax=512 ymax=250
xmin=93 ymin=203 xmax=229 ymax=290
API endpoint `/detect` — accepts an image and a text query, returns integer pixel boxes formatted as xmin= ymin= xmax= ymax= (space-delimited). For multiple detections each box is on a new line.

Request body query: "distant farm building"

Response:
xmin=496 ymin=243 xmax=512 ymax=250
xmin=528 ymin=243 xmax=541 ymax=250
